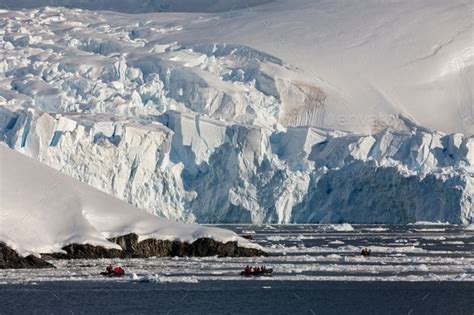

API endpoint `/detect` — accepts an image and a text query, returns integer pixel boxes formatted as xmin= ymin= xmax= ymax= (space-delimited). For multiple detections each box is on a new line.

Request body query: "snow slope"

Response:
xmin=0 ymin=1 xmax=473 ymax=224
xmin=0 ymin=1 xmax=472 ymax=134
xmin=0 ymin=0 xmax=273 ymax=13
xmin=200 ymin=0 xmax=474 ymax=135
xmin=0 ymin=144 xmax=257 ymax=256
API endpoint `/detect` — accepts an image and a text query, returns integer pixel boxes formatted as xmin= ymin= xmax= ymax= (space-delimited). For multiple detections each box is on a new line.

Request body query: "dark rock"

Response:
xmin=42 ymin=244 xmax=122 ymax=260
xmin=0 ymin=242 xmax=54 ymax=269
xmin=42 ymin=234 xmax=266 ymax=259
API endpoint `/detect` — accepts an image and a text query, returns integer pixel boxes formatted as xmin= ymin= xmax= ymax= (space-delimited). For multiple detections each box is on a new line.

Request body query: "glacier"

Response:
xmin=0 ymin=1 xmax=473 ymax=224
xmin=2 ymin=106 xmax=472 ymax=224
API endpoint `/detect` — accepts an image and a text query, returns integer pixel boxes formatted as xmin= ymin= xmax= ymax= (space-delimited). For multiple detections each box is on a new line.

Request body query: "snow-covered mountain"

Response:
xmin=0 ymin=144 xmax=257 ymax=256
xmin=0 ymin=1 xmax=473 ymax=224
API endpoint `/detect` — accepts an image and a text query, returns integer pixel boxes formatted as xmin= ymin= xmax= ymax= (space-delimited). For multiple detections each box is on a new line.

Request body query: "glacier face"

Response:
xmin=0 ymin=5 xmax=473 ymax=224
xmin=2 ymin=106 xmax=473 ymax=224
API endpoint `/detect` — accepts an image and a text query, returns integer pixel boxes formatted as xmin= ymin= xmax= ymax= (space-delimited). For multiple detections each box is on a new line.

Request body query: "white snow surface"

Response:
xmin=0 ymin=144 xmax=257 ymax=256
xmin=0 ymin=1 xmax=473 ymax=224
xmin=1 ymin=0 xmax=472 ymax=134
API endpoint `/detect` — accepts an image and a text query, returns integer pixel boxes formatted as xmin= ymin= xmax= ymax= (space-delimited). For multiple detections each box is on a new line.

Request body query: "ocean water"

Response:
xmin=1 ymin=280 xmax=473 ymax=314
xmin=0 ymin=224 xmax=473 ymax=314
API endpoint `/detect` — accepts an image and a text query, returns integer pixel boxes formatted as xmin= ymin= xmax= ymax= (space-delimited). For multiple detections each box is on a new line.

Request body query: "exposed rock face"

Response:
xmin=0 ymin=243 xmax=53 ymax=269
xmin=42 ymin=234 xmax=266 ymax=259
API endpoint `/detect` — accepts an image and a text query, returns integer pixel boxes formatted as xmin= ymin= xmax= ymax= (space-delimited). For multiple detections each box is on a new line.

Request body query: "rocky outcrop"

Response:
xmin=0 ymin=243 xmax=54 ymax=269
xmin=42 ymin=234 xmax=266 ymax=259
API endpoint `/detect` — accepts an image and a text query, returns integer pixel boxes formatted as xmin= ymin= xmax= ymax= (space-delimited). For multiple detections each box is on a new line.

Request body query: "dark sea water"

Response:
xmin=0 ymin=224 xmax=473 ymax=314
xmin=0 ymin=280 xmax=473 ymax=314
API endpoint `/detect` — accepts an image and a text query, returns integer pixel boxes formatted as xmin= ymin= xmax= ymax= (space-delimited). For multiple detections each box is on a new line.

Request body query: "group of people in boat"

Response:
xmin=103 ymin=264 xmax=125 ymax=276
xmin=361 ymin=248 xmax=372 ymax=256
xmin=243 ymin=265 xmax=269 ymax=274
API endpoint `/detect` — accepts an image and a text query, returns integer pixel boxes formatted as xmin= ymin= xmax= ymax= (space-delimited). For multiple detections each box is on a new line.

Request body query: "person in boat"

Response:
xmin=254 ymin=266 xmax=261 ymax=273
xmin=106 ymin=264 xmax=113 ymax=274
xmin=361 ymin=248 xmax=371 ymax=256
xmin=244 ymin=265 xmax=251 ymax=273
xmin=261 ymin=265 xmax=266 ymax=272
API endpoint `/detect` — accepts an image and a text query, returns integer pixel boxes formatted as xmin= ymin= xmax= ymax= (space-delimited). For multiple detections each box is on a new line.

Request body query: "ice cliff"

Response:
xmin=2 ymin=107 xmax=472 ymax=224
